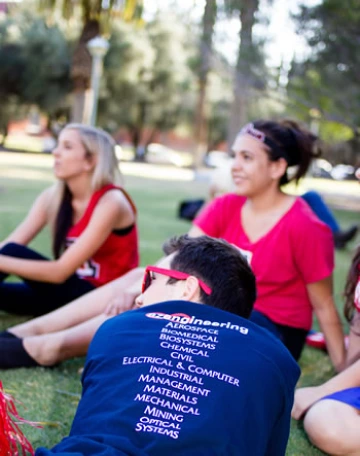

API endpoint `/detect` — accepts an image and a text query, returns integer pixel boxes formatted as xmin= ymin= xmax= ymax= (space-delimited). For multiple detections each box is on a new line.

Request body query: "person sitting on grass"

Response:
xmin=180 ymin=162 xmax=358 ymax=250
xmin=35 ymin=235 xmax=300 ymax=456
xmin=0 ymin=123 xmax=139 ymax=319
xmin=190 ymin=119 xmax=345 ymax=367
xmin=0 ymin=119 xmax=345 ymax=371
xmin=292 ymin=230 xmax=360 ymax=455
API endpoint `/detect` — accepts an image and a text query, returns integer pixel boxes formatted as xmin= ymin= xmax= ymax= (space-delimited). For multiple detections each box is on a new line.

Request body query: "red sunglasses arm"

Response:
xmin=144 ymin=266 xmax=212 ymax=295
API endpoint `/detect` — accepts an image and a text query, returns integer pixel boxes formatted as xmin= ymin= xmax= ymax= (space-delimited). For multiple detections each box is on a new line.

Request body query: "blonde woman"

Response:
xmin=0 ymin=123 xmax=139 ymax=317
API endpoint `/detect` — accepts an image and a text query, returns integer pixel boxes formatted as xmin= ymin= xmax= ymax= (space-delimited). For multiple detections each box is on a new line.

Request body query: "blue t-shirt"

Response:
xmin=36 ymin=301 xmax=300 ymax=456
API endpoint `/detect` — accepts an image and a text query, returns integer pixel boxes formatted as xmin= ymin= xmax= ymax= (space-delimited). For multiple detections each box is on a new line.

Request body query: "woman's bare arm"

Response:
xmin=308 ymin=276 xmax=346 ymax=372
xmin=0 ymin=190 xmax=134 ymax=283
xmin=292 ymin=358 xmax=360 ymax=420
xmin=0 ymin=187 xmax=51 ymax=249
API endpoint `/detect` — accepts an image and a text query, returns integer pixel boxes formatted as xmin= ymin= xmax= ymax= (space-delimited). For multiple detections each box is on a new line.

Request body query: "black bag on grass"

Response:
xmin=178 ymin=199 xmax=205 ymax=222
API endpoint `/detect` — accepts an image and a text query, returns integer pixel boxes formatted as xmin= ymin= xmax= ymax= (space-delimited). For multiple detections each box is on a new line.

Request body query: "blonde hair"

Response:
xmin=64 ymin=123 xmax=122 ymax=189
xmin=51 ymin=123 xmax=123 ymax=257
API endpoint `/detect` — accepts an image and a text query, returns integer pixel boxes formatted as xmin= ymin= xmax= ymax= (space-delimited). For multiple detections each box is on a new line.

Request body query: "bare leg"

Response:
xmin=22 ymin=314 xmax=111 ymax=366
xmin=304 ymin=399 xmax=360 ymax=455
xmin=8 ymin=268 xmax=144 ymax=337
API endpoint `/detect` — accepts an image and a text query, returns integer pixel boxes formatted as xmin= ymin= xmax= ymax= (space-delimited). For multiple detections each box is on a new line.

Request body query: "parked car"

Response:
xmin=330 ymin=164 xmax=356 ymax=181
xmin=204 ymin=150 xmax=233 ymax=168
xmin=309 ymin=158 xmax=333 ymax=179
xmin=42 ymin=136 xmax=57 ymax=153
xmin=146 ymin=143 xmax=192 ymax=167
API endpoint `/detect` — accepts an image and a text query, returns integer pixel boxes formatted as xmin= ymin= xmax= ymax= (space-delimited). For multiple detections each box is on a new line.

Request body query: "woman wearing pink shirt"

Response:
xmin=191 ymin=119 xmax=345 ymax=369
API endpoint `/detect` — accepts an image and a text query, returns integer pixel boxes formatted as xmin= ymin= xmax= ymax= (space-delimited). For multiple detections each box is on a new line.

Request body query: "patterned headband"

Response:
xmin=239 ymin=123 xmax=289 ymax=163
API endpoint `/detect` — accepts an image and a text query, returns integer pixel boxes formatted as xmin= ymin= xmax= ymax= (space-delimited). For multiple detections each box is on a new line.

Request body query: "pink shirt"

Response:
xmin=194 ymin=194 xmax=334 ymax=330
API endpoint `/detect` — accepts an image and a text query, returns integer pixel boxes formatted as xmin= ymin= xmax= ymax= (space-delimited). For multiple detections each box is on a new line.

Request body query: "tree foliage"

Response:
xmin=0 ymin=12 xmax=70 ymax=141
xmin=288 ymin=0 xmax=360 ymax=134
xmin=37 ymin=0 xmax=143 ymax=28
xmin=99 ymin=17 xmax=194 ymax=154
xmin=223 ymin=0 xmax=269 ymax=145
xmin=192 ymin=0 xmax=217 ymax=166
xmin=36 ymin=0 xmax=144 ymax=122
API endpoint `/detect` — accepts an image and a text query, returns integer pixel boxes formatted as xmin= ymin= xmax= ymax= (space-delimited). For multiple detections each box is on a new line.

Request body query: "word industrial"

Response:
xmin=148 ymin=365 xmax=240 ymax=386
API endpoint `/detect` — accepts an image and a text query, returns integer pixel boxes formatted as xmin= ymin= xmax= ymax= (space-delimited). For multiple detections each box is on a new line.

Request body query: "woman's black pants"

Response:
xmin=0 ymin=243 xmax=95 ymax=316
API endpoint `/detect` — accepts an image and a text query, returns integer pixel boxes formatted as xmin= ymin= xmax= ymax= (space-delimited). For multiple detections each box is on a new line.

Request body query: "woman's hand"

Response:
xmin=103 ymin=268 xmax=143 ymax=317
xmin=103 ymin=290 xmax=138 ymax=317
xmin=293 ymin=359 xmax=360 ymax=421
xmin=291 ymin=386 xmax=326 ymax=420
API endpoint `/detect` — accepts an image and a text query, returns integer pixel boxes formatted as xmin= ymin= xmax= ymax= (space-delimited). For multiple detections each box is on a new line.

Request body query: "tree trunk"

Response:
xmin=227 ymin=0 xmax=259 ymax=149
xmin=133 ymin=101 xmax=147 ymax=161
xmin=70 ymin=20 xmax=100 ymax=122
xmin=193 ymin=0 xmax=217 ymax=169
xmin=144 ymin=126 xmax=159 ymax=155
xmin=131 ymin=127 xmax=142 ymax=160
xmin=0 ymin=124 xmax=8 ymax=146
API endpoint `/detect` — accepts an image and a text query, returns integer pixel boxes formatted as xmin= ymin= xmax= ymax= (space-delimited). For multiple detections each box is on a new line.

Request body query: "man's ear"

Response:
xmin=182 ymin=276 xmax=202 ymax=302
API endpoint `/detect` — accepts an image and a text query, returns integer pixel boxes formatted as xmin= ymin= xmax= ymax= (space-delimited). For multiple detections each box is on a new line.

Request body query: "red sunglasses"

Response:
xmin=142 ymin=266 xmax=212 ymax=295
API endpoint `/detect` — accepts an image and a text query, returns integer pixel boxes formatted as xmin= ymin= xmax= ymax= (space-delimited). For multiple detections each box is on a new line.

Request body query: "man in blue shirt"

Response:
xmin=36 ymin=235 xmax=300 ymax=456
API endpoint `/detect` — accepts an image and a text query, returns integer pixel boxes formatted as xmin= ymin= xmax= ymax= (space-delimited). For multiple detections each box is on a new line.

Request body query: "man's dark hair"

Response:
xmin=163 ymin=235 xmax=256 ymax=318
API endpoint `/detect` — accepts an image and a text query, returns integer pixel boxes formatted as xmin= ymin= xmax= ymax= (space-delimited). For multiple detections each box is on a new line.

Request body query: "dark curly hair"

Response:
xmin=252 ymin=119 xmax=321 ymax=186
xmin=344 ymin=245 xmax=360 ymax=322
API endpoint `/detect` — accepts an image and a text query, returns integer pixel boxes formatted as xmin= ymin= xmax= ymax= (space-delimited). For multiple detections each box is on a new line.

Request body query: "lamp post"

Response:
xmin=85 ymin=36 xmax=110 ymax=127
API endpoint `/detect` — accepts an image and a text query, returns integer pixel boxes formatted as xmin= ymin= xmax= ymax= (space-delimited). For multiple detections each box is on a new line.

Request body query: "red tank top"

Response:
xmin=66 ymin=184 xmax=139 ymax=287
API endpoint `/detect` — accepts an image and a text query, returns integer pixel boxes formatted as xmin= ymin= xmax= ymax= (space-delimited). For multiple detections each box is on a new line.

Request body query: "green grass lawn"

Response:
xmin=0 ymin=152 xmax=359 ymax=455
